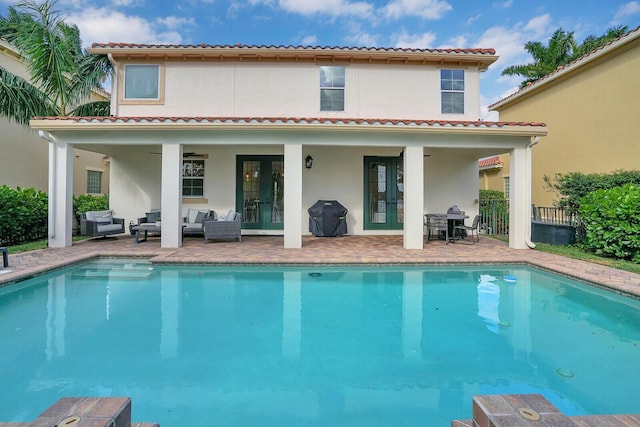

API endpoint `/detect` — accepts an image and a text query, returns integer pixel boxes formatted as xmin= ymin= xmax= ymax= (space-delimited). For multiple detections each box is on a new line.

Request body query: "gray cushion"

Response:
xmin=222 ymin=209 xmax=236 ymax=221
xmin=195 ymin=211 xmax=207 ymax=223
xmin=146 ymin=211 xmax=161 ymax=222
xmin=86 ymin=210 xmax=112 ymax=224
xmin=97 ymin=223 xmax=122 ymax=233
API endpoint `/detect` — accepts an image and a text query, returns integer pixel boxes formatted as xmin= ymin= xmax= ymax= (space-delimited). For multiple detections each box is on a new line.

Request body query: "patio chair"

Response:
xmin=454 ymin=214 xmax=480 ymax=243
xmin=424 ymin=213 xmax=449 ymax=243
xmin=203 ymin=211 xmax=242 ymax=243
xmin=80 ymin=210 xmax=125 ymax=238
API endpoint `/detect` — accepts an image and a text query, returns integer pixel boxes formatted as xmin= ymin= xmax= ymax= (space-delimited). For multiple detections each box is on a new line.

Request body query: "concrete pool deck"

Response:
xmin=1 ymin=234 xmax=639 ymax=298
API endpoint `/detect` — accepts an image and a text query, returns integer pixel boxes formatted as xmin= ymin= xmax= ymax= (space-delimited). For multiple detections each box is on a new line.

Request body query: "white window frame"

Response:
xmin=119 ymin=63 xmax=165 ymax=105
xmin=182 ymin=159 xmax=205 ymax=198
xmin=86 ymin=169 xmax=103 ymax=194
xmin=440 ymin=69 xmax=465 ymax=114
xmin=319 ymin=66 xmax=345 ymax=112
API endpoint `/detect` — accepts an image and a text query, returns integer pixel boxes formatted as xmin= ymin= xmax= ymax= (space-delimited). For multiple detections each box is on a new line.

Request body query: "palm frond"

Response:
xmin=69 ymin=53 xmax=112 ymax=107
xmin=0 ymin=66 xmax=59 ymax=126
xmin=70 ymin=100 xmax=111 ymax=117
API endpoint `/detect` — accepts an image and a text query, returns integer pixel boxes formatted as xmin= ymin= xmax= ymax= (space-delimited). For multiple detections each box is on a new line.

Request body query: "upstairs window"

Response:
xmin=182 ymin=159 xmax=205 ymax=198
xmin=441 ymin=69 xmax=464 ymax=114
xmin=320 ymin=66 xmax=345 ymax=111
xmin=124 ymin=64 xmax=160 ymax=100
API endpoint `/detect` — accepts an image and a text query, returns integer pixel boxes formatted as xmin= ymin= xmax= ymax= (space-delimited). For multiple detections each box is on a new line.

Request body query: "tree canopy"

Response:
xmin=0 ymin=0 xmax=111 ymax=126
xmin=502 ymin=26 xmax=628 ymax=88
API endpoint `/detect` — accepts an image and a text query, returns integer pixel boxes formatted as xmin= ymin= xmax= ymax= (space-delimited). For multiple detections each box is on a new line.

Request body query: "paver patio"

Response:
xmin=1 ymin=234 xmax=639 ymax=298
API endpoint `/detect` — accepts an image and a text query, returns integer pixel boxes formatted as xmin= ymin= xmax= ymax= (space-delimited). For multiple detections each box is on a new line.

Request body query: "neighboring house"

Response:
xmin=31 ymin=43 xmax=546 ymax=250
xmin=489 ymin=26 xmax=640 ymax=207
xmin=478 ymin=155 xmax=506 ymax=193
xmin=0 ymin=38 xmax=110 ymax=196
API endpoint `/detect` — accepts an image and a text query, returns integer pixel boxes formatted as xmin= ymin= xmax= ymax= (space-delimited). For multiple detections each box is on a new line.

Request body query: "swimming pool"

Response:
xmin=0 ymin=260 xmax=638 ymax=426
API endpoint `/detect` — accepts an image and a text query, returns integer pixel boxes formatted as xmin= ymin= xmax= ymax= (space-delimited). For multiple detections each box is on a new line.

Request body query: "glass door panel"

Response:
xmin=237 ymin=156 xmax=284 ymax=230
xmin=271 ymin=160 xmax=284 ymax=224
xmin=364 ymin=156 xmax=403 ymax=230
xmin=241 ymin=160 xmax=261 ymax=225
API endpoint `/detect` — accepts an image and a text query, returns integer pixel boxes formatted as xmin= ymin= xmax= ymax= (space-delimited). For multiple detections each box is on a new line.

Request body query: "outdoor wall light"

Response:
xmin=305 ymin=155 xmax=313 ymax=169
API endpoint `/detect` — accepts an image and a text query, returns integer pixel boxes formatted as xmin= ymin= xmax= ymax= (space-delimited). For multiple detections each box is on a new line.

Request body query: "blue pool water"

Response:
xmin=0 ymin=260 xmax=639 ymax=426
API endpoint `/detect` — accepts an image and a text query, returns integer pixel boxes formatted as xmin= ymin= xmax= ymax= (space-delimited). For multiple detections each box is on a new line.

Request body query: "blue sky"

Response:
xmin=2 ymin=0 xmax=639 ymax=119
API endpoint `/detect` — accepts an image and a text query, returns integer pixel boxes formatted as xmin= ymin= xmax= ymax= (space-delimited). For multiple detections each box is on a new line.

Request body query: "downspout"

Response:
xmin=107 ymin=54 xmax=118 ymax=116
xmin=40 ymin=130 xmax=56 ymax=238
xmin=525 ymin=136 xmax=540 ymax=249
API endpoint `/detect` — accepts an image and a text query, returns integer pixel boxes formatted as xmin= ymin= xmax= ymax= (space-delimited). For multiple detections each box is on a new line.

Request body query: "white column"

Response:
xmin=48 ymin=139 xmax=74 ymax=248
xmin=282 ymin=271 xmax=302 ymax=358
xmin=161 ymin=144 xmax=183 ymax=248
xmin=509 ymin=146 xmax=529 ymax=249
xmin=403 ymin=146 xmax=424 ymax=249
xmin=284 ymin=143 xmax=303 ymax=248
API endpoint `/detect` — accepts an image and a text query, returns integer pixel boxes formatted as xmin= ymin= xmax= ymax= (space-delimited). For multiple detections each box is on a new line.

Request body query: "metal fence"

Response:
xmin=531 ymin=205 xmax=580 ymax=226
xmin=478 ymin=198 xmax=580 ymax=237
xmin=479 ymin=198 xmax=509 ymax=236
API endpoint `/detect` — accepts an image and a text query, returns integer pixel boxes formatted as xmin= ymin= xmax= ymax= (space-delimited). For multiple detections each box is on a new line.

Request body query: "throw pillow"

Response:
xmin=195 ymin=211 xmax=207 ymax=223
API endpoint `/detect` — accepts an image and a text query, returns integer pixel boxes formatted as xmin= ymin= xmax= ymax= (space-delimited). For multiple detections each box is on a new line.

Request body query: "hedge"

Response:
xmin=0 ymin=185 xmax=48 ymax=246
xmin=579 ymin=184 xmax=640 ymax=262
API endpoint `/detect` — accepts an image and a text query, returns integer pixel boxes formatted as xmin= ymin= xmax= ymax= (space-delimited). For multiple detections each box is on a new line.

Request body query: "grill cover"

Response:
xmin=308 ymin=200 xmax=348 ymax=237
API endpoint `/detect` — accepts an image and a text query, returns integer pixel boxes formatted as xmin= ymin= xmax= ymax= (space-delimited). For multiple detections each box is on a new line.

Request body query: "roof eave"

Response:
xmin=29 ymin=118 xmax=547 ymax=137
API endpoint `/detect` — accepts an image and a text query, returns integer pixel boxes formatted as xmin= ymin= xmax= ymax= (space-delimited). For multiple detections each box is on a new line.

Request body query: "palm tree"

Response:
xmin=502 ymin=28 xmax=577 ymax=88
xmin=503 ymin=26 xmax=629 ymax=88
xmin=0 ymin=0 xmax=110 ymax=126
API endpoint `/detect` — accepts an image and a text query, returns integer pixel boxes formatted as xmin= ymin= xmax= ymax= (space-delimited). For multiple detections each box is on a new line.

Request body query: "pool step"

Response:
xmin=71 ymin=265 xmax=153 ymax=280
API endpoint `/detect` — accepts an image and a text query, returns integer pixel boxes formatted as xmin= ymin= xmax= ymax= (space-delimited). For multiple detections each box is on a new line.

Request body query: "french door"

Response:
xmin=236 ymin=155 xmax=284 ymax=230
xmin=364 ymin=156 xmax=404 ymax=230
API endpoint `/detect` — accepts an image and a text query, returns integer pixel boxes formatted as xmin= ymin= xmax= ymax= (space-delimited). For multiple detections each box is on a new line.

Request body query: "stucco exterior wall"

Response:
xmin=115 ymin=61 xmax=481 ymax=121
xmin=493 ymin=39 xmax=640 ymax=206
xmin=109 ymin=144 xmax=479 ymax=234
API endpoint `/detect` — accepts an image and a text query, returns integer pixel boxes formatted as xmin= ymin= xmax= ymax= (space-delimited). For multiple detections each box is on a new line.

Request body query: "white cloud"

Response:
xmin=273 ymin=0 xmax=374 ymax=17
xmin=475 ymin=25 xmax=527 ymax=70
xmin=466 ymin=14 xmax=481 ymax=25
xmin=66 ymin=8 xmax=184 ymax=46
xmin=156 ymin=15 xmax=196 ymax=30
xmin=382 ymin=0 xmax=452 ymax=20
xmin=390 ymin=30 xmax=436 ymax=48
xmin=345 ymin=30 xmax=380 ymax=47
xmin=442 ymin=34 xmax=468 ymax=48
xmin=524 ymin=13 xmax=552 ymax=39
xmin=301 ymin=35 xmax=318 ymax=45
xmin=613 ymin=1 xmax=640 ymax=22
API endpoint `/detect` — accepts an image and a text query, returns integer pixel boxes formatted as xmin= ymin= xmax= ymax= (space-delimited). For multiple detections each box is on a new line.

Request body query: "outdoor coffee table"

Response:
xmin=132 ymin=223 xmax=161 ymax=243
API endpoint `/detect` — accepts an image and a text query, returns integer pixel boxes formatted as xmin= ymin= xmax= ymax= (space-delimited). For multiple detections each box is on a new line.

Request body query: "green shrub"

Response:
xmin=545 ymin=170 xmax=640 ymax=215
xmin=73 ymin=194 xmax=109 ymax=216
xmin=578 ymin=184 xmax=640 ymax=262
xmin=0 ymin=186 xmax=48 ymax=246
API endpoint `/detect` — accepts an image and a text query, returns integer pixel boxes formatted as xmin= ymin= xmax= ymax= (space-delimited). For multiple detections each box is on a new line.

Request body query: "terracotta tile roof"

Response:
xmin=91 ymin=42 xmax=496 ymax=56
xmin=478 ymin=155 xmax=503 ymax=169
xmin=489 ymin=25 xmax=640 ymax=110
xmin=32 ymin=116 xmax=546 ymax=129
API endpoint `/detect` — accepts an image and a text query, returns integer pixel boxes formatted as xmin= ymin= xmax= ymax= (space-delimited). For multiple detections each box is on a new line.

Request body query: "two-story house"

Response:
xmin=1 ymin=38 xmax=110 ymax=196
xmin=30 ymin=43 xmax=546 ymax=250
